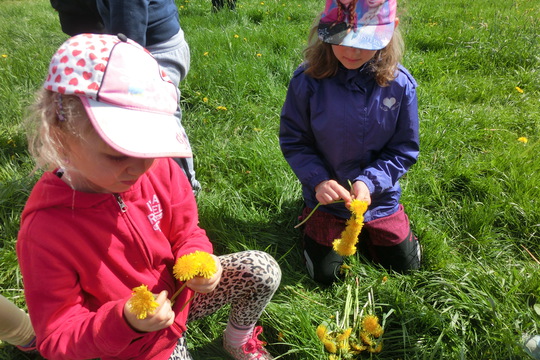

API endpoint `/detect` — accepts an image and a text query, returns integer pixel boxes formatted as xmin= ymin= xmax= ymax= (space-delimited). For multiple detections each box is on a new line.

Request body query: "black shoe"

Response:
xmin=303 ymin=235 xmax=344 ymax=285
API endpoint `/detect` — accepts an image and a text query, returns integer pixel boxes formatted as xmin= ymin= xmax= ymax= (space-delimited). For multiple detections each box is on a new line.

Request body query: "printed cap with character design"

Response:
xmin=43 ymin=33 xmax=192 ymax=159
xmin=318 ymin=0 xmax=396 ymax=50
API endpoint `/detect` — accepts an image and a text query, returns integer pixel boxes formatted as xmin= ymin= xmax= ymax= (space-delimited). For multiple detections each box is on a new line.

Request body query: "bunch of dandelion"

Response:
xmin=171 ymin=251 xmax=217 ymax=310
xmin=333 ymin=199 xmax=369 ymax=256
xmin=127 ymin=284 xmax=160 ymax=320
xmin=315 ymin=280 xmax=393 ymax=359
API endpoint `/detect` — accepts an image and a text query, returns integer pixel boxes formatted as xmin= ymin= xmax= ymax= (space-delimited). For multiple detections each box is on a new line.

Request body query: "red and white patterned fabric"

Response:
xmin=44 ymin=33 xmax=192 ymax=159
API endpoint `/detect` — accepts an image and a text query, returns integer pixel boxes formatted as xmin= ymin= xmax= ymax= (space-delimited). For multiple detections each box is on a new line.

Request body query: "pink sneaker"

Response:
xmin=223 ymin=326 xmax=274 ymax=360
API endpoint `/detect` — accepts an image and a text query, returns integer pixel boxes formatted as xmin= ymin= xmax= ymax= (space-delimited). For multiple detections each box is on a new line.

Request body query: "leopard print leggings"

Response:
xmin=168 ymin=250 xmax=281 ymax=360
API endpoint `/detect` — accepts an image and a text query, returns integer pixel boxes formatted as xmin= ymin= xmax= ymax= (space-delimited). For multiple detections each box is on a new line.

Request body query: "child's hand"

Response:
xmin=186 ymin=254 xmax=223 ymax=294
xmin=123 ymin=290 xmax=175 ymax=333
xmin=315 ymin=180 xmax=351 ymax=205
xmin=350 ymin=181 xmax=372 ymax=207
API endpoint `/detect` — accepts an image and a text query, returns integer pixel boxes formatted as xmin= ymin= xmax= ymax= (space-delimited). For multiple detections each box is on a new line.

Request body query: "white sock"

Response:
xmin=224 ymin=321 xmax=255 ymax=348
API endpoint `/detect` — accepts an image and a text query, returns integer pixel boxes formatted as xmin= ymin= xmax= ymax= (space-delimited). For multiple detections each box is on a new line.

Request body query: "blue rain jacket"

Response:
xmin=279 ymin=63 xmax=419 ymax=222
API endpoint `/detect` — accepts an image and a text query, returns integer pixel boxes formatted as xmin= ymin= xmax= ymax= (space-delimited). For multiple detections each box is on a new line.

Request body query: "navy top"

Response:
xmin=279 ymin=62 xmax=419 ymax=221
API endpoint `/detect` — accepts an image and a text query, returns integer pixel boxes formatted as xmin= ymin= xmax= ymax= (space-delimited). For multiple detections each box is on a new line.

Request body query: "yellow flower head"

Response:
xmin=515 ymin=86 xmax=524 ymax=93
xmin=316 ymin=324 xmax=328 ymax=341
xmin=216 ymin=106 xmax=227 ymax=111
xmin=127 ymin=285 xmax=159 ymax=320
xmin=351 ymin=342 xmax=367 ymax=352
xmin=350 ymin=199 xmax=368 ymax=216
xmin=518 ymin=137 xmax=528 ymax=143
xmin=360 ymin=331 xmax=374 ymax=346
xmin=196 ymin=254 xmax=218 ymax=278
xmin=368 ymin=342 xmax=383 ymax=353
xmin=323 ymin=339 xmax=337 ymax=354
xmin=336 ymin=327 xmax=352 ymax=342
xmin=332 ymin=200 xmax=368 ymax=256
xmin=333 ymin=238 xmax=357 ymax=256
xmin=362 ymin=315 xmax=383 ymax=337
xmin=173 ymin=251 xmax=217 ymax=281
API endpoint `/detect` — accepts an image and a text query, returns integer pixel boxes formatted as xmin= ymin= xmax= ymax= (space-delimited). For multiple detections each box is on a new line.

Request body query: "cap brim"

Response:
xmin=319 ymin=22 xmax=395 ymax=50
xmin=81 ymin=97 xmax=192 ymax=158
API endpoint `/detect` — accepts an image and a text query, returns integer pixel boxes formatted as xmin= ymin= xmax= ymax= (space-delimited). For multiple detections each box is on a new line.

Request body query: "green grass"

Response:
xmin=1 ymin=0 xmax=540 ymax=359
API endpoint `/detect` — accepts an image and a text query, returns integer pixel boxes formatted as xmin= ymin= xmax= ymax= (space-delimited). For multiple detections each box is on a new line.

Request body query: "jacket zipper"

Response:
xmin=114 ymin=194 xmax=128 ymax=212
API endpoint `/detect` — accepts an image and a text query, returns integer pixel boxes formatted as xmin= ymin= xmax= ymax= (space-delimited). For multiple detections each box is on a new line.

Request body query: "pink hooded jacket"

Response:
xmin=17 ymin=158 xmax=213 ymax=360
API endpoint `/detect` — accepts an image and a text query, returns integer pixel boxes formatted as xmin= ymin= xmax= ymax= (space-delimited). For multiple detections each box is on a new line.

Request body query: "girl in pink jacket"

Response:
xmin=17 ymin=33 xmax=280 ymax=360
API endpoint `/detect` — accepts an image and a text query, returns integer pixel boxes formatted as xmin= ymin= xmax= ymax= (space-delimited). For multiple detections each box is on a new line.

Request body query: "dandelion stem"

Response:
xmin=294 ymin=200 xmax=344 ymax=229
xmin=170 ymin=283 xmax=187 ymax=305
xmin=179 ymin=293 xmax=198 ymax=312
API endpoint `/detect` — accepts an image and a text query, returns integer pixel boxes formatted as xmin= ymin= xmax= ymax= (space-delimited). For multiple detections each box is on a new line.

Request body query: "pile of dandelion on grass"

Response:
xmin=127 ymin=251 xmax=217 ymax=319
xmin=316 ymin=281 xmax=393 ymax=359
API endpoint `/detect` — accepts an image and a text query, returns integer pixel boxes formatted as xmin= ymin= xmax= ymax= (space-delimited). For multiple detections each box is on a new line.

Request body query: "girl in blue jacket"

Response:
xmin=280 ymin=0 xmax=421 ymax=285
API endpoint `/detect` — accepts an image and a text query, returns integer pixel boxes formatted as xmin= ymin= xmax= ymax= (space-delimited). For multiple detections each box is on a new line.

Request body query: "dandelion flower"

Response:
xmin=203 ymin=51 xmax=209 ymax=56
xmin=127 ymin=285 xmax=159 ymax=320
xmin=256 ymin=53 xmax=262 ymax=57
xmin=368 ymin=342 xmax=383 ymax=353
xmin=1 ymin=54 xmax=7 ymax=58
xmin=173 ymin=251 xmax=216 ymax=281
xmin=518 ymin=137 xmax=528 ymax=143
xmin=515 ymin=86 xmax=524 ymax=93
xmin=336 ymin=327 xmax=352 ymax=342
xmin=194 ymin=253 xmax=218 ymax=279
xmin=323 ymin=339 xmax=337 ymax=354
xmin=360 ymin=331 xmax=374 ymax=346
xmin=216 ymin=106 xmax=227 ymax=111
xmin=351 ymin=342 xmax=367 ymax=352
xmin=203 ymin=97 xmax=208 ymax=103
xmin=333 ymin=239 xmax=356 ymax=256
xmin=332 ymin=199 xmax=368 ymax=256
xmin=350 ymin=199 xmax=368 ymax=215
xmin=316 ymin=324 xmax=328 ymax=341
xmin=173 ymin=257 xmax=199 ymax=281
xmin=362 ymin=315 xmax=383 ymax=337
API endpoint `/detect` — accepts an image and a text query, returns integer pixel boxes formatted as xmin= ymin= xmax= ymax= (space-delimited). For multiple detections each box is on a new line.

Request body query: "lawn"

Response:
xmin=0 ymin=0 xmax=539 ymax=359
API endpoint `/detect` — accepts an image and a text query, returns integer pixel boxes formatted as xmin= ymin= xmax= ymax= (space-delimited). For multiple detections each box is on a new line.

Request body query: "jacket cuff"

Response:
xmin=354 ymin=175 xmax=376 ymax=194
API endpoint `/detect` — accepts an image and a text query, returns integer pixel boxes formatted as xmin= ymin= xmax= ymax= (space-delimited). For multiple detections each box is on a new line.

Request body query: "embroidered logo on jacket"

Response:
xmin=146 ymin=195 xmax=163 ymax=231
xmin=381 ymin=97 xmax=399 ymax=111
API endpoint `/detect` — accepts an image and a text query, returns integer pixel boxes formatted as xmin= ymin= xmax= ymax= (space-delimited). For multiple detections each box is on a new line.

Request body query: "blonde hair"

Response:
xmin=25 ymin=89 xmax=94 ymax=172
xmin=303 ymin=22 xmax=404 ymax=86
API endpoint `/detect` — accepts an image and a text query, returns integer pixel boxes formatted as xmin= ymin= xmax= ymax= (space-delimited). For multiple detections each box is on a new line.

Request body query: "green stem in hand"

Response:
xmin=294 ymin=200 xmax=344 ymax=229
xmin=170 ymin=282 xmax=187 ymax=305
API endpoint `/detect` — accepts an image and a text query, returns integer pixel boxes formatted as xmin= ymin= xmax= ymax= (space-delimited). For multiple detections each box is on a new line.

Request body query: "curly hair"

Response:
xmin=25 ymin=89 xmax=94 ymax=172
xmin=303 ymin=21 xmax=404 ymax=86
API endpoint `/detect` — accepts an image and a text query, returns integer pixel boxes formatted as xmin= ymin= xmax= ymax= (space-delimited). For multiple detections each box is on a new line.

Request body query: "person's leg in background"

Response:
xmin=0 ymin=294 xmax=36 ymax=351
xmin=147 ymin=29 xmax=201 ymax=194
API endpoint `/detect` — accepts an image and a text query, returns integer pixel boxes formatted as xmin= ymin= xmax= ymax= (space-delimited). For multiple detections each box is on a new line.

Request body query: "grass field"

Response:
xmin=0 ymin=0 xmax=539 ymax=359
